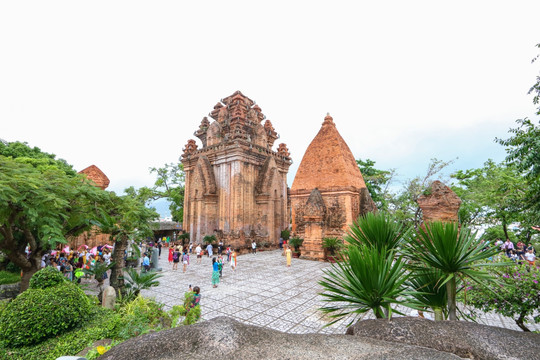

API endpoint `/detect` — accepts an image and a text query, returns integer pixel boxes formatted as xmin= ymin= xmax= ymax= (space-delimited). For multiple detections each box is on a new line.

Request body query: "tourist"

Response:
xmin=226 ymin=246 xmax=232 ymax=262
xmin=172 ymin=246 xmax=180 ymax=271
xmin=230 ymin=249 xmax=237 ymax=271
xmin=196 ymin=244 xmax=202 ymax=264
xmin=524 ymin=248 xmax=536 ymax=266
xmin=218 ymin=241 xmax=223 ymax=255
xmin=503 ymin=239 xmax=514 ymax=257
xmin=191 ymin=286 xmax=201 ymax=308
xmin=64 ymin=260 xmax=73 ymax=281
xmin=217 ymin=255 xmax=224 ymax=277
xmin=102 ymin=250 xmax=111 ymax=266
xmin=212 ymin=257 xmax=220 ymax=288
xmin=189 ymin=242 xmax=193 ymax=254
xmin=285 ymin=245 xmax=292 ymax=267
xmin=182 ymin=249 xmax=189 ymax=273
xmin=157 ymin=239 xmax=162 ymax=258
xmin=279 ymin=236 xmax=284 ymax=249
xmin=206 ymin=243 xmax=213 ymax=258
xmin=252 ymin=240 xmax=257 ymax=254
xmin=168 ymin=245 xmax=174 ymax=265
xmin=142 ymin=252 xmax=151 ymax=272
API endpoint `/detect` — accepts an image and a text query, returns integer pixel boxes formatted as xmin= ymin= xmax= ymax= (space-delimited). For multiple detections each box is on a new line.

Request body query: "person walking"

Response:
xmin=212 ymin=257 xmax=220 ymax=288
xmin=168 ymin=245 xmax=174 ymax=265
xmin=251 ymin=240 xmax=257 ymax=254
xmin=217 ymin=255 xmax=224 ymax=278
xmin=285 ymin=245 xmax=292 ymax=267
xmin=196 ymin=244 xmax=202 ymax=264
xmin=172 ymin=247 xmax=180 ymax=271
xmin=182 ymin=250 xmax=190 ymax=273
xmin=230 ymin=249 xmax=237 ymax=271
xmin=142 ymin=252 xmax=151 ymax=272
xmin=206 ymin=243 xmax=213 ymax=258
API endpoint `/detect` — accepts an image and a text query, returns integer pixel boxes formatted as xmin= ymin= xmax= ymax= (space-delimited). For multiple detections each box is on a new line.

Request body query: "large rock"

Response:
xmin=101 ymin=286 xmax=116 ymax=309
xmin=100 ymin=317 xmax=459 ymax=360
xmin=346 ymin=317 xmax=540 ymax=360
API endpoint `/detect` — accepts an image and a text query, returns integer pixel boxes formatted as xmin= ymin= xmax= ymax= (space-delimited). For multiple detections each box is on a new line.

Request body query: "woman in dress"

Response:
xmin=168 ymin=244 xmax=174 ymax=265
xmin=285 ymin=245 xmax=292 ymax=267
xmin=172 ymin=246 xmax=180 ymax=271
xmin=230 ymin=249 xmax=237 ymax=271
xmin=212 ymin=257 xmax=220 ymax=288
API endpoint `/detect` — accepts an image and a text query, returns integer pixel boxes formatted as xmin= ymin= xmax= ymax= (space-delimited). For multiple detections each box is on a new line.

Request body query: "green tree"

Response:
xmin=452 ymin=160 xmax=527 ymax=238
xmin=405 ymin=221 xmax=500 ymax=321
xmin=356 ymin=158 xmax=395 ymax=210
xmin=125 ymin=163 xmax=185 ymax=222
xmin=0 ymin=155 xmax=108 ymax=291
xmin=92 ymin=192 xmax=158 ymax=296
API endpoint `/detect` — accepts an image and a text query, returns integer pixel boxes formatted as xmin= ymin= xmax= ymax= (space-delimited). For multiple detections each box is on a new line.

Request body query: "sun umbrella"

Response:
xmin=77 ymin=244 xmax=89 ymax=251
xmin=63 ymin=245 xmax=70 ymax=253
xmin=89 ymin=246 xmax=97 ymax=256
xmin=104 ymin=244 xmax=113 ymax=249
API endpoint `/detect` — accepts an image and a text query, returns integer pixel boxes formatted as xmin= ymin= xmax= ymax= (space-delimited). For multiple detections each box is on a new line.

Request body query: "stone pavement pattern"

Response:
xmin=140 ymin=249 xmax=540 ymax=334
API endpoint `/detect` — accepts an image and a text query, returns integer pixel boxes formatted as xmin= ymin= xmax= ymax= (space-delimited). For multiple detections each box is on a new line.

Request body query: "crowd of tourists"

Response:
xmin=36 ymin=244 xmax=114 ymax=281
xmin=495 ymin=238 xmax=537 ymax=266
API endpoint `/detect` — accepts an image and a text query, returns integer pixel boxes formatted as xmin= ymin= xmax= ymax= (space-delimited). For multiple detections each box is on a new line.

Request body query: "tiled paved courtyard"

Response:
xmin=139 ymin=249 xmax=539 ymax=334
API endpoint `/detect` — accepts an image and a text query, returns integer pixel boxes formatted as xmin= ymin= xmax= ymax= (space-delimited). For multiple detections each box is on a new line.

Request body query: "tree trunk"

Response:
xmin=446 ymin=277 xmax=457 ymax=321
xmin=109 ymin=235 xmax=127 ymax=296
xmin=502 ymin=217 xmax=509 ymax=240
xmin=516 ymin=311 xmax=531 ymax=332
xmin=433 ymin=307 xmax=444 ymax=321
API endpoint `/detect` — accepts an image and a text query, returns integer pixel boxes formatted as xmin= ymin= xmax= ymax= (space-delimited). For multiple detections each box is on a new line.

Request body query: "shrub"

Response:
xmin=29 ymin=267 xmax=66 ymax=289
xmin=0 ymin=307 xmax=121 ymax=360
xmin=288 ymin=237 xmax=304 ymax=252
xmin=0 ymin=282 xmax=92 ymax=347
xmin=465 ymin=263 xmax=540 ymax=332
xmin=116 ymin=296 xmax=170 ymax=339
xmin=203 ymin=234 xmax=216 ymax=244
xmin=0 ymin=270 xmax=21 ymax=285
xmin=280 ymin=229 xmax=290 ymax=240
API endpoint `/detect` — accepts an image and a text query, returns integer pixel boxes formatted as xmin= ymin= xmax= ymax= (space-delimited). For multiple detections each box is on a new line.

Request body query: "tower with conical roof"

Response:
xmin=181 ymin=91 xmax=292 ymax=249
xmin=290 ymin=114 xmax=376 ymax=260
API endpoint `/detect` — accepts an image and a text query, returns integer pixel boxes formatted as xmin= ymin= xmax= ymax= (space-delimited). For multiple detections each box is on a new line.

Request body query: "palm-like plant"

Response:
xmin=288 ymin=236 xmax=304 ymax=252
xmin=405 ymin=221 xmax=500 ymax=320
xmin=322 ymin=237 xmax=343 ymax=256
xmin=124 ymin=267 xmax=162 ymax=300
xmin=319 ymin=244 xmax=411 ymax=324
xmin=345 ymin=212 xmax=410 ymax=253
xmin=406 ymin=268 xmax=448 ymax=321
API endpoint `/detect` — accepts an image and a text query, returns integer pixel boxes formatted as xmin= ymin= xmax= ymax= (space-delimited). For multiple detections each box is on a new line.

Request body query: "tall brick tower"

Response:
xmin=290 ymin=114 xmax=376 ymax=260
xmin=181 ymin=91 xmax=292 ymax=249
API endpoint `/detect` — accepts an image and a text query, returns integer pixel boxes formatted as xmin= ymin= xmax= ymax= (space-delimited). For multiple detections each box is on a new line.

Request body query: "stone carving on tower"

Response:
xmin=290 ymin=113 xmax=376 ymax=260
xmin=182 ymin=91 xmax=292 ymax=249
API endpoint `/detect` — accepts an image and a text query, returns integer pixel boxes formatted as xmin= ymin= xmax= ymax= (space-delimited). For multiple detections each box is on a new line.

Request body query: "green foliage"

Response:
xmin=0 ymin=150 xmax=110 ymax=291
xmin=356 ymin=158 xmax=395 ymax=210
xmin=0 ymin=282 xmax=92 ymax=347
xmin=405 ymin=221 xmax=500 ymax=320
xmin=322 ymin=237 xmax=343 ymax=256
xmin=116 ymin=295 xmax=170 ymax=339
xmin=170 ymin=291 xmax=201 ymax=326
xmin=29 ymin=266 xmax=66 ymax=289
xmin=0 ymin=307 xmax=121 ymax=360
xmin=83 ymin=261 xmax=114 ymax=283
xmin=288 ymin=236 xmax=304 ymax=252
xmin=125 ymin=163 xmax=185 ymax=222
xmin=481 ymin=226 xmax=518 ymax=243
xmin=0 ymin=270 xmax=21 ymax=285
xmin=280 ymin=229 xmax=290 ymax=240
xmin=452 ymin=160 xmax=527 ymax=231
xmin=124 ymin=267 xmax=162 ymax=299
xmin=319 ymin=244 xmax=411 ymax=324
xmin=203 ymin=234 xmax=217 ymax=244
xmin=465 ymin=263 xmax=540 ymax=332
xmin=0 ymin=140 xmax=76 ymax=176
xmin=345 ymin=212 xmax=409 ymax=253
xmin=406 ymin=268 xmax=448 ymax=320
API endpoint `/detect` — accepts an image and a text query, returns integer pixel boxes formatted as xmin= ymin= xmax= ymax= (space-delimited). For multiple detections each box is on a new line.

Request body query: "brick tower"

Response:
xmin=290 ymin=114 xmax=376 ymax=260
xmin=181 ymin=91 xmax=292 ymax=249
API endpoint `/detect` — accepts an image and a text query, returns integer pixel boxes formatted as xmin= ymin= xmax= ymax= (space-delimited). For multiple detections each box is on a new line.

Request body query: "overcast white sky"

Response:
xmin=2 ymin=1 xmax=539 ymax=217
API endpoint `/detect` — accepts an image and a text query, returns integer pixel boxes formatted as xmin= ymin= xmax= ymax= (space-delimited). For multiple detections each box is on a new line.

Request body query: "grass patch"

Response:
xmin=0 ymin=270 xmax=21 ymax=285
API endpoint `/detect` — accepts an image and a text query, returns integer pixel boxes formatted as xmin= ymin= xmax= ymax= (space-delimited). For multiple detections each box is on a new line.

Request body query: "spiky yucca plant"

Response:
xmin=345 ymin=212 xmax=410 ymax=253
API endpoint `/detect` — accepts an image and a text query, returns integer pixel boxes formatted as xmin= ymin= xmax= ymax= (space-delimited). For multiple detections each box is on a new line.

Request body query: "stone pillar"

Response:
xmin=303 ymin=214 xmax=325 ymax=260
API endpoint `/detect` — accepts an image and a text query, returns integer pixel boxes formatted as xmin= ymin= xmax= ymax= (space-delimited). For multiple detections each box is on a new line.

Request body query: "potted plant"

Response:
xmin=281 ymin=229 xmax=290 ymax=246
xmin=322 ymin=237 xmax=343 ymax=263
xmin=288 ymin=236 xmax=304 ymax=258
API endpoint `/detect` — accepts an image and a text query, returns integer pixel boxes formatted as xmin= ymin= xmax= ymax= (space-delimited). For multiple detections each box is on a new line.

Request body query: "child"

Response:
xmin=217 ymin=255 xmax=224 ymax=277
xmin=182 ymin=250 xmax=189 ymax=273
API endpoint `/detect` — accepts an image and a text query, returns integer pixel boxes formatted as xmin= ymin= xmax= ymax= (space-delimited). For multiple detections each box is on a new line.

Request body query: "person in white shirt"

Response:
xmin=252 ymin=241 xmax=257 ymax=254
xmin=196 ymin=244 xmax=202 ymax=264
xmin=524 ymin=249 xmax=536 ymax=266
